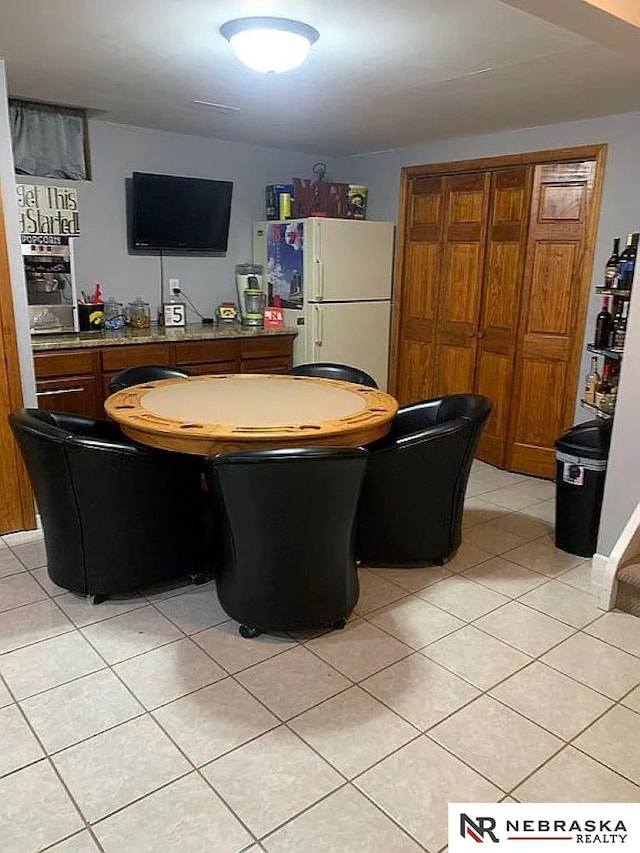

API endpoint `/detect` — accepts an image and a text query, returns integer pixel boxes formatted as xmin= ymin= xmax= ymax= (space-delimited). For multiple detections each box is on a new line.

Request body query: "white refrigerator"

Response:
xmin=253 ymin=218 xmax=395 ymax=389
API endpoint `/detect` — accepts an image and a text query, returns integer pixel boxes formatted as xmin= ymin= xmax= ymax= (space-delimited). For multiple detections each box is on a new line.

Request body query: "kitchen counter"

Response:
xmin=31 ymin=322 xmax=297 ymax=352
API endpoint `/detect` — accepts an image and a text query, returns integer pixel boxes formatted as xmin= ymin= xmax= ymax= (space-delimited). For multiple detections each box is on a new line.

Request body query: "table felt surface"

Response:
xmin=140 ymin=376 xmax=367 ymax=427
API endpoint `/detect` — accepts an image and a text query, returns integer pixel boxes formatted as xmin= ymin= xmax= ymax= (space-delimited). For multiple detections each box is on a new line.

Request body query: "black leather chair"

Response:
xmin=288 ymin=362 xmax=378 ymax=388
xmin=9 ymin=409 xmax=205 ymax=601
xmin=356 ymin=394 xmax=492 ymax=565
xmin=205 ymin=447 xmax=368 ymax=637
xmin=108 ymin=365 xmax=190 ymax=394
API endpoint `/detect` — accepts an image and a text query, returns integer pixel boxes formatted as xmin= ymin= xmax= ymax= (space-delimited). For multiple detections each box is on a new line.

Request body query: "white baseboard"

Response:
xmin=592 ymin=552 xmax=616 ymax=611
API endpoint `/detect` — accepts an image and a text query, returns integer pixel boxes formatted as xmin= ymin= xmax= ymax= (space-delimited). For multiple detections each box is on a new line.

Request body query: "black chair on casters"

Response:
xmin=108 ymin=365 xmax=190 ymax=394
xmin=356 ymin=394 xmax=492 ymax=566
xmin=9 ymin=409 xmax=206 ymax=602
xmin=288 ymin=362 xmax=378 ymax=388
xmin=205 ymin=447 xmax=368 ymax=638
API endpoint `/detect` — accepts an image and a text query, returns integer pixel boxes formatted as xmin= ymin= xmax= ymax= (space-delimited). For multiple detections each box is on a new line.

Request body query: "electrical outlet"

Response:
xmin=169 ymin=278 xmax=180 ymax=292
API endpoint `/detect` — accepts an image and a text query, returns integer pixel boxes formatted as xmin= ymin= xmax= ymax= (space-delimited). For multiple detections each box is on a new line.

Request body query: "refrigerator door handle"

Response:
xmin=313 ymin=304 xmax=323 ymax=348
xmin=314 ymin=258 xmax=324 ymax=301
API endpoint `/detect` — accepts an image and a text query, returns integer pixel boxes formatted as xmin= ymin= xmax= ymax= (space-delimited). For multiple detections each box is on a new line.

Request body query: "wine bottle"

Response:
xmin=594 ymin=297 xmax=612 ymax=348
xmin=612 ymin=300 xmax=629 ymax=350
xmin=627 ymin=232 xmax=639 ymax=289
xmin=610 ymin=299 xmax=624 ymax=347
xmin=605 ymin=237 xmax=620 ymax=289
xmin=584 ymin=356 xmax=600 ymax=404
xmin=618 ymin=233 xmax=638 ymax=291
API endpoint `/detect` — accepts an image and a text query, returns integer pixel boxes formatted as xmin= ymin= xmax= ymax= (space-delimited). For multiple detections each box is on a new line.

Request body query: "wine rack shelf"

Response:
xmin=580 ymin=399 xmax=613 ymax=419
xmin=587 ymin=344 xmax=623 ymax=360
xmin=595 ymin=288 xmax=631 ymax=297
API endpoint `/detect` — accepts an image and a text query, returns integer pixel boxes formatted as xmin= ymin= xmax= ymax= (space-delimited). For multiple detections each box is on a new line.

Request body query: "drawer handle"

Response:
xmin=37 ymin=387 xmax=85 ymax=396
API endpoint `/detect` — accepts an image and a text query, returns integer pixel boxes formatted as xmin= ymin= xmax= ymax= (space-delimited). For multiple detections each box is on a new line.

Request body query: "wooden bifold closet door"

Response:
xmin=391 ymin=146 xmax=605 ymax=479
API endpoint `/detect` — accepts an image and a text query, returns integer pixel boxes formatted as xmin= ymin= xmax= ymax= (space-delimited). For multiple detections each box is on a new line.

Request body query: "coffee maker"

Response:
xmin=22 ymin=236 xmax=79 ymax=334
xmin=235 ymin=263 xmax=266 ymax=326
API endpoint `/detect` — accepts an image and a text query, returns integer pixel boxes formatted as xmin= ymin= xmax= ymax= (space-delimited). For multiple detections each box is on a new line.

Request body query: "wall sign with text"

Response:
xmin=16 ymin=184 xmax=80 ymax=236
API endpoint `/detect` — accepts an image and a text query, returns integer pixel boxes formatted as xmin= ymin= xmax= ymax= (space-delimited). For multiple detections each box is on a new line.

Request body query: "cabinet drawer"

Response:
xmin=34 ymin=349 xmax=97 ymax=379
xmin=175 ymin=339 xmax=239 ymax=366
xmin=185 ymin=361 xmax=239 ymax=376
xmin=241 ymin=356 xmax=292 ymax=375
xmin=240 ymin=335 xmax=294 ymax=360
xmin=101 ymin=344 xmax=171 ymax=372
xmin=36 ymin=375 xmax=100 ymax=418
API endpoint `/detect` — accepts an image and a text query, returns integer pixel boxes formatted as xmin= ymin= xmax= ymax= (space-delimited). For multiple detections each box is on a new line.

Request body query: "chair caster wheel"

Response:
xmin=332 ymin=618 xmax=346 ymax=630
xmin=239 ymin=625 xmax=261 ymax=639
xmin=191 ymin=573 xmax=209 ymax=586
xmin=92 ymin=594 xmax=107 ymax=605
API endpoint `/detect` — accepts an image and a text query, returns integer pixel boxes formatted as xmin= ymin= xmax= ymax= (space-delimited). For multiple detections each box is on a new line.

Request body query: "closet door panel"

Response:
xmin=395 ymin=176 xmax=444 ymax=404
xmin=399 ymin=339 xmax=434 ymax=403
xmin=433 ymin=173 xmax=489 ymax=398
xmin=508 ymin=161 xmax=597 ymax=478
xmin=475 ymin=167 xmax=531 ymax=467
xmin=433 ymin=346 xmax=477 ymax=397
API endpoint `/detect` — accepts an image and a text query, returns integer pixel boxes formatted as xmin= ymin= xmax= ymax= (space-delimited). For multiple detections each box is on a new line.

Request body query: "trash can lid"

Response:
xmin=555 ymin=418 xmax=613 ymax=460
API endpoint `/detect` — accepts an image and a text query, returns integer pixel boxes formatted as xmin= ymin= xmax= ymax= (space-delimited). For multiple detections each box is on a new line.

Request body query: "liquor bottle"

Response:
xmin=584 ymin=356 xmax=600 ymax=405
xmin=605 ymin=237 xmax=620 ymax=289
xmin=612 ymin=300 xmax=629 ymax=350
xmin=609 ymin=299 xmax=624 ymax=347
xmin=618 ymin=232 xmax=638 ymax=291
xmin=595 ymin=363 xmax=612 ymax=413
xmin=594 ymin=297 xmax=612 ymax=348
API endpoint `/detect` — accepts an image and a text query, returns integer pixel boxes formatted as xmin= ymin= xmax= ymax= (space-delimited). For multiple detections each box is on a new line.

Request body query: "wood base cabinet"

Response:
xmin=33 ymin=334 xmax=295 ymax=420
xmin=392 ymin=146 xmax=605 ymax=478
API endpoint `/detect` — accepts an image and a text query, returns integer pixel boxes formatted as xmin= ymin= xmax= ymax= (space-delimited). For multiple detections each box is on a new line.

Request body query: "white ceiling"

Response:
xmin=1 ymin=0 xmax=640 ymax=155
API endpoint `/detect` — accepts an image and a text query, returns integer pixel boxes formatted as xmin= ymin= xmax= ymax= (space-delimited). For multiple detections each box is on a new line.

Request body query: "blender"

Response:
xmin=235 ymin=264 xmax=266 ymax=326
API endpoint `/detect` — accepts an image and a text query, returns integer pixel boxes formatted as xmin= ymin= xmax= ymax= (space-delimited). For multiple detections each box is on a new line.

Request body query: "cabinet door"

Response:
xmin=240 ymin=356 xmax=292 ymax=374
xmin=36 ymin=376 xmax=101 ymax=418
xmin=394 ymin=176 xmax=445 ymax=404
xmin=179 ymin=361 xmax=239 ymax=377
xmin=432 ymin=172 xmax=490 ymax=397
xmin=475 ymin=167 xmax=532 ymax=467
xmin=507 ymin=160 xmax=597 ymax=478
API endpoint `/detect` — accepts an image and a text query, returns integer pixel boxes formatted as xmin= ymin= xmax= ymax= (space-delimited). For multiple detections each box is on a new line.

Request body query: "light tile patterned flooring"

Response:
xmin=1 ymin=460 xmax=639 ymax=852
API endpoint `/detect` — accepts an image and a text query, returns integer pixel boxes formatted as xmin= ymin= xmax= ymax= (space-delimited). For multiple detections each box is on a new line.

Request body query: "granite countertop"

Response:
xmin=31 ymin=323 xmax=298 ymax=352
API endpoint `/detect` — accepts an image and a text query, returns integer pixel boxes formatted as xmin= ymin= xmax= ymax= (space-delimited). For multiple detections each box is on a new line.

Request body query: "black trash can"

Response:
xmin=555 ymin=419 xmax=613 ymax=557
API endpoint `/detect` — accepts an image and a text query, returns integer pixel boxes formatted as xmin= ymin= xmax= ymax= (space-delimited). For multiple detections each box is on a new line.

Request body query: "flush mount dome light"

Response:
xmin=220 ymin=17 xmax=319 ymax=74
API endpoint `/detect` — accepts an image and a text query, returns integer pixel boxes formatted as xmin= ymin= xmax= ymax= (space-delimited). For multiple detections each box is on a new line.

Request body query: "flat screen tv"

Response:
xmin=129 ymin=172 xmax=233 ymax=252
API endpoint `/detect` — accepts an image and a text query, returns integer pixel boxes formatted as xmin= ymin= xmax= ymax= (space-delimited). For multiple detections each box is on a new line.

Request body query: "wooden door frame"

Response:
xmin=0 ymin=184 xmax=36 ymax=531
xmin=390 ymin=144 xmax=608 ymax=401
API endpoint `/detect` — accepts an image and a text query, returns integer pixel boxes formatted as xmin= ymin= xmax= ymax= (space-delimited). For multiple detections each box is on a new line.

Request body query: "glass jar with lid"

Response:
xmin=104 ymin=298 xmax=126 ymax=330
xmin=127 ymin=296 xmax=151 ymax=329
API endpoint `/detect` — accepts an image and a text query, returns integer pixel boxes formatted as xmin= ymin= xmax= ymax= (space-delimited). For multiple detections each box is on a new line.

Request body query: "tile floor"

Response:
xmin=1 ymin=460 xmax=639 ymax=852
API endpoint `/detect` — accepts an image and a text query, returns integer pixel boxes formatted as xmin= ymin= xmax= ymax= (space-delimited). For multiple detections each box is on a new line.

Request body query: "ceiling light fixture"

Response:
xmin=220 ymin=17 xmax=319 ymax=74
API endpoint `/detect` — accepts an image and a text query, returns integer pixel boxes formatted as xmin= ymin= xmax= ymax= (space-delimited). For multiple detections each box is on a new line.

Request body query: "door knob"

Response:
xmin=478 ymin=330 xmax=486 ymax=339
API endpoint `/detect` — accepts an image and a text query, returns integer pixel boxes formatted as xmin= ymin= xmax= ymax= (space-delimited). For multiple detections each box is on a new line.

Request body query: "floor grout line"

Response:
xmin=51 ymin=603 xmax=265 ymax=846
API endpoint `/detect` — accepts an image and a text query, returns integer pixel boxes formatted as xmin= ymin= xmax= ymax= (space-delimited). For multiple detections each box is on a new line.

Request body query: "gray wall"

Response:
xmin=0 ymin=61 xmax=36 ymax=404
xmin=18 ymin=120 xmax=334 ymax=320
xmin=334 ymin=112 xmax=640 ymax=555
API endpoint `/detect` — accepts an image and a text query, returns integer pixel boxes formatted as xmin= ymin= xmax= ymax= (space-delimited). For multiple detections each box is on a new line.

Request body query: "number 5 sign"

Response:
xmin=163 ymin=302 xmax=186 ymax=327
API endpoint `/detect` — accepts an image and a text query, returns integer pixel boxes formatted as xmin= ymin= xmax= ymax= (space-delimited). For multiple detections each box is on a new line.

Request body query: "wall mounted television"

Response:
xmin=129 ymin=171 xmax=233 ymax=252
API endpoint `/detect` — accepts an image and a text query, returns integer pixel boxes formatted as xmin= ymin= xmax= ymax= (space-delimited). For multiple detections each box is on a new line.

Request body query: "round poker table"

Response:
xmin=104 ymin=373 xmax=398 ymax=455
